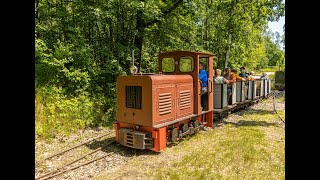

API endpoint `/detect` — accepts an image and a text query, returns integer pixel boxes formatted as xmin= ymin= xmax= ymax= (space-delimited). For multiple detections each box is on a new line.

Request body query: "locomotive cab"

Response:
xmin=158 ymin=51 xmax=214 ymax=114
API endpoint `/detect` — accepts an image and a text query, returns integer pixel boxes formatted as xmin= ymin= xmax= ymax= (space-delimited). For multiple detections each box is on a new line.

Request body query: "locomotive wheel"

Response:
xmin=193 ymin=120 xmax=199 ymax=128
xmin=180 ymin=124 xmax=189 ymax=133
xmin=193 ymin=120 xmax=199 ymax=132
xmin=171 ymin=128 xmax=178 ymax=143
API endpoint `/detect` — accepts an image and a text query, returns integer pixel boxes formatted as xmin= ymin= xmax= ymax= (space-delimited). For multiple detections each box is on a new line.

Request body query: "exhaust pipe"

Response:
xmin=129 ymin=50 xmax=138 ymax=75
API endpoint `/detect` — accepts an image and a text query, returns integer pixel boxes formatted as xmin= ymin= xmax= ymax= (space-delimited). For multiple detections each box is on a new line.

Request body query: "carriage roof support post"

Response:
xmin=207 ymin=55 xmax=214 ymax=127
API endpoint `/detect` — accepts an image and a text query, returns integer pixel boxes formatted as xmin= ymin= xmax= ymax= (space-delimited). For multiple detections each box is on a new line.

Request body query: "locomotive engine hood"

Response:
xmin=116 ymin=74 xmax=194 ymax=128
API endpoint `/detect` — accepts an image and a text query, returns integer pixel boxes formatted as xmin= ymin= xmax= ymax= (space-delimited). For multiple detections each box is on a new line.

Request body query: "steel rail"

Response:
xmin=35 ymin=140 xmax=115 ymax=180
xmin=38 ymin=149 xmax=123 ymax=180
xmin=43 ymin=131 xmax=114 ymax=161
xmin=272 ymin=92 xmax=285 ymax=123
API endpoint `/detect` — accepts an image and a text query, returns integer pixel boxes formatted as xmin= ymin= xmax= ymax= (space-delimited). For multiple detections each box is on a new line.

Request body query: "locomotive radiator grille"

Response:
xmin=158 ymin=93 xmax=172 ymax=115
xmin=119 ymin=128 xmax=153 ymax=149
xmin=179 ymin=90 xmax=191 ymax=110
xmin=125 ymin=86 xmax=142 ymax=109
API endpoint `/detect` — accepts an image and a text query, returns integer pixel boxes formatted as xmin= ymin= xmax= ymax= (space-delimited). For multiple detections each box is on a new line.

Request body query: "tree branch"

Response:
xmin=144 ymin=0 xmax=183 ymax=27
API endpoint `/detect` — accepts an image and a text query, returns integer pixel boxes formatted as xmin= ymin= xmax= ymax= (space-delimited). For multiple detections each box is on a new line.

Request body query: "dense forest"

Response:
xmin=35 ymin=0 xmax=285 ymax=139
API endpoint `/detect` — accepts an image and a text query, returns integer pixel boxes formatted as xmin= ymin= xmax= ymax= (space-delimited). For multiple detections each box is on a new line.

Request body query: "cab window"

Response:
xmin=162 ymin=58 xmax=175 ymax=72
xmin=179 ymin=57 xmax=194 ymax=72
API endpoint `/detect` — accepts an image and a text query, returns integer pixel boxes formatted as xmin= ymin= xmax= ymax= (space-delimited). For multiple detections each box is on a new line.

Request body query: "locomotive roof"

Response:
xmin=158 ymin=50 xmax=215 ymax=57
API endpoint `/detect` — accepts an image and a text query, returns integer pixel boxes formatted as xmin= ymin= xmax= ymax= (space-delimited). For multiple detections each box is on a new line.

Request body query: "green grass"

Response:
xmin=259 ymin=66 xmax=279 ymax=73
xmin=152 ymin=123 xmax=284 ymax=179
xmin=154 ymin=129 xmax=272 ymax=179
xmin=95 ymin=98 xmax=285 ymax=180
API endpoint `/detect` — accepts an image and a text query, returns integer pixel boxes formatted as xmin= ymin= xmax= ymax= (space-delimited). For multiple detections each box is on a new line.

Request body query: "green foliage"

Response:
xmin=36 ymin=39 xmax=91 ymax=94
xmin=35 ymin=86 xmax=110 ymax=140
xmin=161 ymin=58 xmax=175 ymax=72
xmin=260 ymin=66 xmax=279 ymax=72
xmin=35 ymin=0 xmax=285 ymax=139
xmin=180 ymin=57 xmax=194 ymax=72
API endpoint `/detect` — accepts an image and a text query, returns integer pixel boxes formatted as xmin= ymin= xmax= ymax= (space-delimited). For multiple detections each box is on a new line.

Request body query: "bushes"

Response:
xmin=35 ymin=86 xmax=112 ymax=140
xmin=35 ymin=36 xmax=123 ymax=141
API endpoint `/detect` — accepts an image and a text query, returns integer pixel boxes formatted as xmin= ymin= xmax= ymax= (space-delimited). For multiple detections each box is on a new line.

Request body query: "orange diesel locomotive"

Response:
xmin=114 ymin=51 xmax=214 ymax=152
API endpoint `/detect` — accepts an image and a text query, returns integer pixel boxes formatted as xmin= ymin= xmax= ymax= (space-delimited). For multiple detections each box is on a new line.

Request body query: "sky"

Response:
xmin=268 ymin=16 xmax=285 ymax=36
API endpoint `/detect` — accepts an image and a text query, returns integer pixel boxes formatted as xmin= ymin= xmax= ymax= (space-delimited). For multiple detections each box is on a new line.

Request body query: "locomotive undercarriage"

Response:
xmin=117 ymin=119 xmax=204 ymax=150
xmin=167 ymin=120 xmax=203 ymax=144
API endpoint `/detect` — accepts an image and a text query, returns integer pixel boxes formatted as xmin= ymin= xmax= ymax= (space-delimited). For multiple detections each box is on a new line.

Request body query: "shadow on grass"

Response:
xmin=85 ymin=130 xmax=201 ymax=157
xmin=85 ymin=136 xmax=160 ymax=158
xmin=224 ymin=120 xmax=280 ymax=127
xmin=166 ymin=133 xmax=197 ymax=148
xmin=235 ymin=108 xmax=276 ymax=116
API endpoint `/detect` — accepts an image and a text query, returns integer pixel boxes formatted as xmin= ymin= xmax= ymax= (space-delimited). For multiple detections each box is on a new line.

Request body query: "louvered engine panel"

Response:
xmin=176 ymin=83 xmax=193 ymax=119
xmin=179 ymin=90 xmax=191 ymax=110
xmin=154 ymin=84 xmax=176 ymax=125
xmin=158 ymin=93 xmax=172 ymax=115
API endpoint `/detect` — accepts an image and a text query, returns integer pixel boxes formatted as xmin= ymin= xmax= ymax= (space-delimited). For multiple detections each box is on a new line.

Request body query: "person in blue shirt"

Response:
xmin=239 ymin=66 xmax=248 ymax=78
xmin=199 ymin=62 xmax=208 ymax=88
xmin=199 ymin=62 xmax=208 ymax=111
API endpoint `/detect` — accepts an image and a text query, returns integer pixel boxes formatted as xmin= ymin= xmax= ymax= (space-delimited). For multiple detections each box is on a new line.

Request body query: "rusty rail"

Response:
xmin=35 ymin=140 xmax=116 ymax=180
xmin=37 ymin=149 xmax=123 ymax=180
xmin=272 ymin=92 xmax=285 ymax=123
xmin=43 ymin=131 xmax=114 ymax=161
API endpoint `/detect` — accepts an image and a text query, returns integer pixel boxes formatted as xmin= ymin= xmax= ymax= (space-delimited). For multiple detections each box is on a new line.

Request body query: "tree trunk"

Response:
xmin=134 ymin=9 xmax=145 ymax=73
xmin=133 ymin=0 xmax=183 ymax=73
xmin=225 ymin=33 xmax=232 ymax=68
xmin=35 ymin=0 xmax=39 ymax=21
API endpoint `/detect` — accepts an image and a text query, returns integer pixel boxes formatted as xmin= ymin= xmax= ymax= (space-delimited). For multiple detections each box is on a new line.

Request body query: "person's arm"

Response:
xmin=228 ymin=73 xmax=236 ymax=84
xmin=223 ymin=78 xmax=229 ymax=84
xmin=235 ymin=74 xmax=244 ymax=81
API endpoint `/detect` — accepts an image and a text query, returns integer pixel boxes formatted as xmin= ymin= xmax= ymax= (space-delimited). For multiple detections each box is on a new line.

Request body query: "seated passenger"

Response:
xmin=199 ymin=62 xmax=208 ymax=110
xmin=214 ymin=69 xmax=229 ymax=84
xmin=232 ymin=69 xmax=246 ymax=81
xmin=223 ymin=67 xmax=237 ymax=104
xmin=239 ymin=67 xmax=249 ymax=78
xmin=248 ymin=71 xmax=255 ymax=81
xmin=260 ymin=72 xmax=269 ymax=79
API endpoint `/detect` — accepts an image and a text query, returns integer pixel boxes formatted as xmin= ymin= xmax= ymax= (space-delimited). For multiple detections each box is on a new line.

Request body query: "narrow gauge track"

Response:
xmin=44 ymin=132 xmax=114 ymax=161
xmin=35 ymin=131 xmax=121 ymax=180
